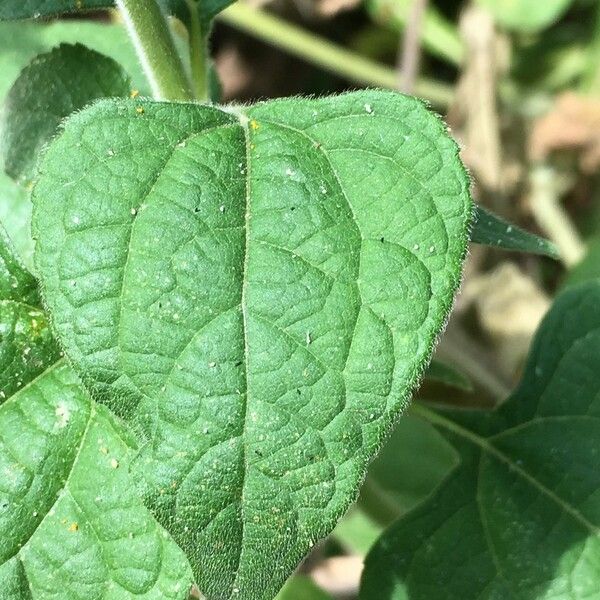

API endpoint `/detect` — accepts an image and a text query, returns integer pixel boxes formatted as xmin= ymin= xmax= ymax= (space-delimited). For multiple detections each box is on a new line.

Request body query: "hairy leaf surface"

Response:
xmin=33 ymin=91 xmax=471 ymax=599
xmin=0 ymin=364 xmax=194 ymax=599
xmin=0 ymin=242 xmax=194 ymax=598
xmin=361 ymin=281 xmax=600 ymax=599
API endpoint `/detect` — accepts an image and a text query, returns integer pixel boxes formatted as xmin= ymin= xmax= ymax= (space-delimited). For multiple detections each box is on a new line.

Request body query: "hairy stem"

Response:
xmin=218 ymin=3 xmax=454 ymax=107
xmin=116 ymin=0 xmax=194 ymax=101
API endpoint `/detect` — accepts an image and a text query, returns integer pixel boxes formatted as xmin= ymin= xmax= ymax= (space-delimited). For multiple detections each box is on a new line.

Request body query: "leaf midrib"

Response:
xmin=411 ymin=403 xmax=600 ymax=536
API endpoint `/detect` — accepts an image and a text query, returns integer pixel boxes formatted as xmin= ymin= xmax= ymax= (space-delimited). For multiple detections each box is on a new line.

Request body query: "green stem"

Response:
xmin=218 ymin=3 xmax=454 ymax=108
xmin=116 ymin=0 xmax=194 ymax=101
xmin=581 ymin=0 xmax=600 ymax=94
xmin=186 ymin=0 xmax=209 ymax=101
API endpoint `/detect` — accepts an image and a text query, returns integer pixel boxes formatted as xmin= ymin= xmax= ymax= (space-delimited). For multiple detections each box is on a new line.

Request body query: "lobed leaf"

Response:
xmin=33 ymin=90 xmax=472 ymax=599
xmin=361 ymin=281 xmax=600 ymax=599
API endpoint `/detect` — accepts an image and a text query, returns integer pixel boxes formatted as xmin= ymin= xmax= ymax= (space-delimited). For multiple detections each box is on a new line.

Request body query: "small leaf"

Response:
xmin=2 ymin=44 xmax=131 ymax=184
xmin=423 ymin=358 xmax=472 ymax=391
xmin=471 ymin=204 xmax=559 ymax=258
xmin=361 ymin=281 xmax=600 ymax=599
xmin=0 ymin=20 xmax=154 ymax=98
xmin=33 ymin=91 xmax=472 ymax=599
xmin=476 ymin=0 xmax=574 ymax=33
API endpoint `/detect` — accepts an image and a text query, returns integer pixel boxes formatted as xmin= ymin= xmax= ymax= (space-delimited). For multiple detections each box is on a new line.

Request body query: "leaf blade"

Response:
xmin=33 ymin=90 xmax=472 ymax=599
xmin=360 ymin=281 xmax=600 ymax=600
xmin=471 ymin=204 xmax=559 ymax=259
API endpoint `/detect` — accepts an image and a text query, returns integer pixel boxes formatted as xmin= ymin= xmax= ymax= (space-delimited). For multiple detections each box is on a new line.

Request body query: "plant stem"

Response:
xmin=398 ymin=0 xmax=429 ymax=94
xmin=218 ymin=3 xmax=454 ymax=108
xmin=116 ymin=0 xmax=194 ymax=101
xmin=529 ymin=165 xmax=585 ymax=267
xmin=186 ymin=0 xmax=209 ymax=101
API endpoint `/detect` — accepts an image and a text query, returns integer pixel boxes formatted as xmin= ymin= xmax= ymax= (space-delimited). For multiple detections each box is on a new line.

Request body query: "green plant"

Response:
xmin=0 ymin=2 xmax=596 ymax=599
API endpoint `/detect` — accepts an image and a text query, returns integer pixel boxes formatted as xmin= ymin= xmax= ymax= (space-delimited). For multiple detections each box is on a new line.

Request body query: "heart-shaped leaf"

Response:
xmin=33 ymin=90 xmax=472 ymax=598
xmin=361 ymin=281 xmax=600 ymax=599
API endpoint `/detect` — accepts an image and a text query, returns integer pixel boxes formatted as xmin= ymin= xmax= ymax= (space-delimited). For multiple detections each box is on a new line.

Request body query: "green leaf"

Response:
xmin=33 ymin=90 xmax=472 ymax=598
xmin=562 ymin=237 xmax=600 ymax=288
xmin=0 ymin=175 xmax=33 ymax=269
xmin=0 ymin=363 xmax=194 ymax=599
xmin=2 ymin=44 xmax=132 ymax=184
xmin=423 ymin=358 xmax=472 ymax=391
xmin=359 ymin=414 xmax=459 ymax=525
xmin=361 ymin=281 xmax=600 ymax=600
xmin=0 ymin=20 xmax=153 ymax=100
xmin=333 ymin=507 xmax=383 ymax=555
xmin=0 ymin=224 xmax=60 ymax=403
xmin=0 ymin=0 xmax=111 ymax=19
xmin=476 ymin=0 xmax=575 ymax=33
xmin=335 ymin=413 xmax=459 ymax=555
xmin=0 ymin=0 xmax=233 ymax=27
xmin=0 ymin=230 xmax=194 ymax=597
xmin=275 ymin=575 xmax=333 ymax=600
xmin=471 ymin=204 xmax=559 ymax=258
xmin=0 ymin=0 xmax=174 ymax=21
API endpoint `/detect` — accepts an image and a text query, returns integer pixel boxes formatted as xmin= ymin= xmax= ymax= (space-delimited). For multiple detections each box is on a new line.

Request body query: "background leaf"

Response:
xmin=0 ymin=225 xmax=59 ymax=402
xmin=471 ymin=204 xmax=559 ymax=258
xmin=0 ymin=19 xmax=157 ymax=265
xmin=476 ymin=0 xmax=575 ymax=33
xmin=0 ymin=365 xmax=194 ymax=599
xmin=33 ymin=91 xmax=472 ymax=599
xmin=2 ymin=44 xmax=132 ymax=184
xmin=275 ymin=575 xmax=333 ymax=600
xmin=0 ymin=0 xmax=235 ymax=29
xmin=562 ymin=237 xmax=600 ymax=288
xmin=361 ymin=281 xmax=600 ymax=600
xmin=423 ymin=359 xmax=472 ymax=392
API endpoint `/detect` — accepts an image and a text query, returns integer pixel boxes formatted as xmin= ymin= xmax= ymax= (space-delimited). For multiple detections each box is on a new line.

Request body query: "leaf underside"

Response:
xmin=33 ymin=90 xmax=471 ymax=599
xmin=361 ymin=281 xmax=600 ymax=600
